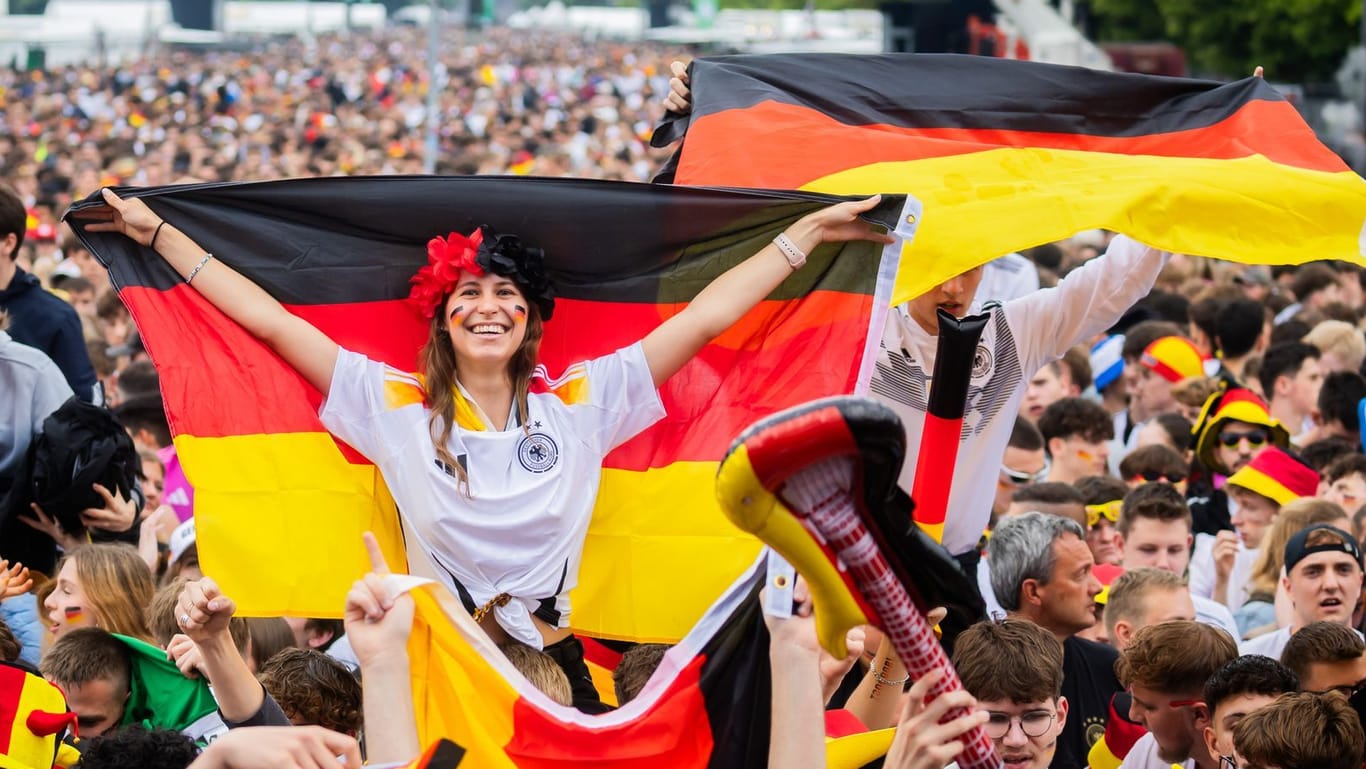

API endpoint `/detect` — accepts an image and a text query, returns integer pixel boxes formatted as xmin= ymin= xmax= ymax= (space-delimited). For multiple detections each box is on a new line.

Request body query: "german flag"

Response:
xmin=654 ymin=54 xmax=1366 ymax=304
xmin=403 ymin=555 xmax=894 ymax=769
xmin=67 ymin=178 xmax=907 ymax=641
xmin=404 ymin=557 xmax=771 ymax=768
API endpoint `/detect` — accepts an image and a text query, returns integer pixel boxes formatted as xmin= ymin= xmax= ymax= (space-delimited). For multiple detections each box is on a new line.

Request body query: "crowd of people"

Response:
xmin=3 ymin=21 xmax=1366 ymax=769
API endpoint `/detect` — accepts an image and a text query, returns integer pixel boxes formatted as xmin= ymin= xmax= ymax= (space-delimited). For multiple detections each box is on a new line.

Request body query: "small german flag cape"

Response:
xmin=402 ymin=555 xmax=894 ymax=769
xmin=67 ymin=178 xmax=907 ymax=642
xmin=654 ymin=54 xmax=1366 ymax=304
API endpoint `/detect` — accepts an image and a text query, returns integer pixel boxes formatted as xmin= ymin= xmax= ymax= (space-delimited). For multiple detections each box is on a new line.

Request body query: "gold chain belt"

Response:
xmin=471 ymin=592 xmax=512 ymax=623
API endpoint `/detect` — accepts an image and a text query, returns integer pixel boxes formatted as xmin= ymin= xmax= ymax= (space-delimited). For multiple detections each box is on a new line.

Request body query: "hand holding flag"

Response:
xmin=343 ymin=532 xmax=415 ymax=664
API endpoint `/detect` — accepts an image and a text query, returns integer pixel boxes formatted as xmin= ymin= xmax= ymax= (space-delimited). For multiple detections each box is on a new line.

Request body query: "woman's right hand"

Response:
xmin=77 ymin=188 xmax=163 ymax=247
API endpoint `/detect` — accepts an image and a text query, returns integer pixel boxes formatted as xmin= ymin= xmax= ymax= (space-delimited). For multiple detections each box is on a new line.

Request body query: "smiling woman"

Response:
xmin=80 ymin=187 xmax=894 ymax=714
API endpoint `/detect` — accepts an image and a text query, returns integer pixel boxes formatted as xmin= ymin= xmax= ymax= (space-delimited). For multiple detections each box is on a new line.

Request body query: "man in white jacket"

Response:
xmin=869 ymin=236 xmax=1170 ymax=566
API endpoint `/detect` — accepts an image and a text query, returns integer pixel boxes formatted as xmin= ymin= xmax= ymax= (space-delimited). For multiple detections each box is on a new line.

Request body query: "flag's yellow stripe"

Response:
xmin=586 ymin=658 xmax=620 ymax=708
xmin=802 ymin=150 xmax=1366 ymax=305
xmin=177 ymin=432 xmax=407 ymax=618
xmin=409 ymin=587 xmax=520 ymax=767
xmin=827 ymin=728 xmax=895 ymax=769
xmin=177 ymin=433 xmax=759 ymax=640
xmin=573 ymin=461 xmax=763 ymax=642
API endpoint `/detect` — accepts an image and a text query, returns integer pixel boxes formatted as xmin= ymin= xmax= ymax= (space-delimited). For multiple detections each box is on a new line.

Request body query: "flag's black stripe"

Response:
xmin=655 ymin=54 xmax=1275 ymax=145
xmin=67 ymin=177 xmax=901 ymax=305
xmin=699 ymin=580 xmax=772 ymax=769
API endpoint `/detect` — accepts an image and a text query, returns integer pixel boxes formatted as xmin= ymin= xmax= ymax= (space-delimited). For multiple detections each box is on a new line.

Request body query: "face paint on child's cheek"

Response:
xmin=513 ymin=305 xmax=527 ymax=324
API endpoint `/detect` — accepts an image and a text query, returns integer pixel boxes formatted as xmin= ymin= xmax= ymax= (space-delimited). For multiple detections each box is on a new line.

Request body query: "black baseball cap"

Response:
xmin=1285 ymin=524 xmax=1362 ymax=574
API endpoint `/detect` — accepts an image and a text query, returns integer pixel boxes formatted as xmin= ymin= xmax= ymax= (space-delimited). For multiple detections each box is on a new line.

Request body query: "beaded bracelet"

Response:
xmin=874 ymin=669 xmax=910 ymax=687
xmin=185 ymin=253 xmax=213 ymax=285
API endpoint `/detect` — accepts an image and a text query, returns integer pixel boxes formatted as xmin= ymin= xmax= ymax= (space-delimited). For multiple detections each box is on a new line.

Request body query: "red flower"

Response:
xmin=408 ymin=229 xmax=485 ymax=319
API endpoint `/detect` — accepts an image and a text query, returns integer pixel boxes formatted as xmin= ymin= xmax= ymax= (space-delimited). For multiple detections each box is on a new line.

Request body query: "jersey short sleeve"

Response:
xmin=318 ymin=348 xmax=425 ymax=465
xmin=577 ymin=342 xmax=666 ymax=455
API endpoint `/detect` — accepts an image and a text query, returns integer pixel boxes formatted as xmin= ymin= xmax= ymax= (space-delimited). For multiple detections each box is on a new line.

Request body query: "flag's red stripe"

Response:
xmin=679 ymin=98 xmax=1346 ymax=189
xmin=910 ymin=414 xmax=961 ymax=528
xmin=0 ymin=665 xmax=21 ymax=755
xmin=506 ymin=652 xmax=714 ymax=767
xmin=121 ymin=286 xmax=874 ymax=467
xmin=579 ymin=637 xmax=624 ymax=670
xmin=745 ymin=405 xmax=857 ymax=491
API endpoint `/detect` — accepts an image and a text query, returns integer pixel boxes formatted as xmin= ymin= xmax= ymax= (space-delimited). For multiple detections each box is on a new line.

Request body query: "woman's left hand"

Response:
xmin=790 ymin=196 xmax=897 ymax=250
xmin=79 ymin=483 xmax=137 ymax=534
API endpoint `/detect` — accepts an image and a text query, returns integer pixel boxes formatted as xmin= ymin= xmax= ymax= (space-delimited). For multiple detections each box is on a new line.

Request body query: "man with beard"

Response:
xmin=1116 ymin=621 xmax=1237 ymax=769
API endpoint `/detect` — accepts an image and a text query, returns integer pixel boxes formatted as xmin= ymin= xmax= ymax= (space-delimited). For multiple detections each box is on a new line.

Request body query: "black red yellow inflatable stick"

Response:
xmin=716 ymin=397 xmax=994 ymax=769
xmin=910 ymin=309 xmax=989 ymax=543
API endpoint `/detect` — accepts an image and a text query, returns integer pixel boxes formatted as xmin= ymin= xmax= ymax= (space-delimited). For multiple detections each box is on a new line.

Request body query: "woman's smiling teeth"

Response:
xmin=471 ymin=323 xmax=508 ymax=335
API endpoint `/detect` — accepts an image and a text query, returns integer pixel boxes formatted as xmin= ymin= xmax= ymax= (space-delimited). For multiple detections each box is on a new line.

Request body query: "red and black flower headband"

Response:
xmin=408 ymin=225 xmax=555 ymax=321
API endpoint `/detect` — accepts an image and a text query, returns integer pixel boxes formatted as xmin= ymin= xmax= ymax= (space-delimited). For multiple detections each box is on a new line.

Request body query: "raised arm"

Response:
xmin=765 ymin=577 xmax=828 ymax=769
xmin=174 ymin=577 xmax=270 ymax=724
xmin=1005 ymin=234 xmax=1171 ymax=374
xmin=641 ymin=196 xmax=894 ymax=387
xmin=80 ymin=189 xmax=339 ymax=395
xmin=344 ymin=532 xmax=419 ymax=764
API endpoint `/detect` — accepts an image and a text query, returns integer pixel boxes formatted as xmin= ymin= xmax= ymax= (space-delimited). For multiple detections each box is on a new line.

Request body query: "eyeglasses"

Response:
xmin=1000 ymin=460 xmax=1050 ymax=486
xmin=1085 ymin=500 xmax=1122 ymax=529
xmin=1131 ymin=471 xmax=1187 ymax=484
xmin=1307 ymin=677 xmax=1366 ymax=698
xmin=1218 ymin=429 xmax=1268 ymax=448
xmin=983 ymin=710 xmax=1055 ymax=739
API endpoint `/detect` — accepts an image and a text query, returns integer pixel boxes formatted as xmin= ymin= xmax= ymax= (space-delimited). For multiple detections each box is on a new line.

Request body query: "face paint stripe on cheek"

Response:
xmin=513 ymin=305 xmax=527 ymax=323
xmin=449 ymin=305 xmax=467 ymax=324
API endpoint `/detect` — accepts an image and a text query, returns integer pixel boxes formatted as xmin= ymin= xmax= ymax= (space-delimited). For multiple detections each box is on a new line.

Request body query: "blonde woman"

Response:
xmin=44 ymin=543 xmax=154 ymax=643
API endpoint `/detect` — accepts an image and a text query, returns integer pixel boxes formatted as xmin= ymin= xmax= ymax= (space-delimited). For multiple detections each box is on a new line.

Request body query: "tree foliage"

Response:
xmin=1089 ymin=0 xmax=1361 ymax=81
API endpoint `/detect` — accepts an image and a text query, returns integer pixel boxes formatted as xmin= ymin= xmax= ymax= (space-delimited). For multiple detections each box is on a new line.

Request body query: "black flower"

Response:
xmin=474 ymin=226 xmax=556 ymax=320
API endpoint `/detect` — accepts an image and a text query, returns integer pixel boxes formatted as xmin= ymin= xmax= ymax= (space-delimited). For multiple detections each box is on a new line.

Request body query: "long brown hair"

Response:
xmin=67 ymin=543 xmax=155 ymax=643
xmin=421 ymin=297 xmax=545 ymax=492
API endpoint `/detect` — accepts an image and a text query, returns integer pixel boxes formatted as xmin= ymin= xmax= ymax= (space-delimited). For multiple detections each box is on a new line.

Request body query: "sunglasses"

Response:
xmin=1218 ymin=429 xmax=1268 ymax=448
xmin=1131 ymin=471 xmax=1187 ymax=484
xmin=1085 ymin=500 xmax=1122 ymax=529
xmin=1000 ymin=460 xmax=1050 ymax=486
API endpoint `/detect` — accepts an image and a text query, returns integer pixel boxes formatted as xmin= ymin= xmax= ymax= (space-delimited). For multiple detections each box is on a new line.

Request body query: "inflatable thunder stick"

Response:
xmin=910 ymin=309 xmax=990 ymax=543
xmin=717 ymin=397 xmax=998 ymax=769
